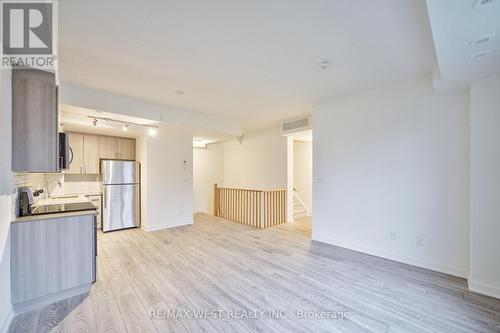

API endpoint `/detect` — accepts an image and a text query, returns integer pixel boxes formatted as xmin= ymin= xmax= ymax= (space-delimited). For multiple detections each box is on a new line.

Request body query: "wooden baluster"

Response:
xmin=235 ymin=189 xmax=238 ymax=222
xmin=280 ymin=191 xmax=283 ymax=224
xmin=282 ymin=190 xmax=285 ymax=224
xmin=254 ymin=192 xmax=256 ymax=227
xmin=272 ymin=191 xmax=276 ymax=226
xmin=267 ymin=192 xmax=270 ymax=228
xmin=251 ymin=191 xmax=254 ymax=227
xmin=274 ymin=191 xmax=277 ymax=225
xmin=244 ymin=191 xmax=247 ymax=225
xmin=239 ymin=190 xmax=242 ymax=223
xmin=280 ymin=190 xmax=283 ymax=224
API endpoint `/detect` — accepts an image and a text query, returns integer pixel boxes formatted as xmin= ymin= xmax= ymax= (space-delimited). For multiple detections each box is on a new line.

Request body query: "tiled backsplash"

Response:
xmin=14 ymin=173 xmax=63 ymax=199
xmin=14 ymin=173 xmax=101 ymax=198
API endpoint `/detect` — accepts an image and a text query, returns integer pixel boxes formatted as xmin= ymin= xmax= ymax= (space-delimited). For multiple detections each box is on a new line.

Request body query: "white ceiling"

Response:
xmin=59 ymin=0 xmax=435 ymax=132
xmin=60 ymin=105 xmax=157 ymax=138
xmin=60 ymin=104 xmax=234 ymax=143
xmin=427 ymin=0 xmax=500 ymax=92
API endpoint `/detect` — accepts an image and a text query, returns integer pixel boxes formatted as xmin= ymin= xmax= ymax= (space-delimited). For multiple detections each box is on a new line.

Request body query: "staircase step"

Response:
xmin=294 ymin=212 xmax=308 ymax=219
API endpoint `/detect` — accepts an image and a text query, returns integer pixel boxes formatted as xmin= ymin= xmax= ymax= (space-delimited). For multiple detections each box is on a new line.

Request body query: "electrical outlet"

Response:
xmin=390 ymin=232 xmax=397 ymax=241
xmin=416 ymin=237 xmax=424 ymax=247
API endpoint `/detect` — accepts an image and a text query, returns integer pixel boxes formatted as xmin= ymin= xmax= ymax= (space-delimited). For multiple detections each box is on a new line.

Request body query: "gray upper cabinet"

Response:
xmin=12 ymin=69 xmax=58 ymax=172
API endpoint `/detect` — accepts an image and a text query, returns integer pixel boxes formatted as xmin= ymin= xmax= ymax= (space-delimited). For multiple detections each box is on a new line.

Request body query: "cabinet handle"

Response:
xmin=80 ymin=166 xmax=82 ymax=174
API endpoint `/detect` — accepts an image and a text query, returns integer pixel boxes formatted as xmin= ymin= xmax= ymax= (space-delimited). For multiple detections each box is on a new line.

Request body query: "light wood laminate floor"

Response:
xmin=9 ymin=213 xmax=500 ymax=332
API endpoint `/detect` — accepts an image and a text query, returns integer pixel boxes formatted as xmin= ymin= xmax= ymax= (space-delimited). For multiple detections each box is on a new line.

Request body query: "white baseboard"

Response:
xmin=312 ymin=234 xmax=468 ymax=278
xmin=141 ymin=221 xmax=192 ymax=232
xmin=194 ymin=210 xmax=212 ymax=214
xmin=0 ymin=309 xmax=13 ymax=333
xmin=469 ymin=281 xmax=500 ymax=300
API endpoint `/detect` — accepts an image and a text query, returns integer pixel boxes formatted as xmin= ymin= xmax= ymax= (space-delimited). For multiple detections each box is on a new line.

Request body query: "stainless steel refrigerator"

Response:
xmin=101 ymin=160 xmax=140 ymax=232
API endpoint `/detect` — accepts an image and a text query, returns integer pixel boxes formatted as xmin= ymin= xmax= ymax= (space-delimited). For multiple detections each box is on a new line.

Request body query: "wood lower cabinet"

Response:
xmin=11 ymin=213 xmax=96 ymax=306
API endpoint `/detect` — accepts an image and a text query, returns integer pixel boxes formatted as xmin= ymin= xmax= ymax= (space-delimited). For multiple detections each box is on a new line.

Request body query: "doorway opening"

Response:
xmin=286 ymin=129 xmax=312 ymax=235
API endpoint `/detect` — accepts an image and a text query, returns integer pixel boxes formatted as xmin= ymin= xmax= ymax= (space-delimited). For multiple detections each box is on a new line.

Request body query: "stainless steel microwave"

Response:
xmin=58 ymin=133 xmax=72 ymax=170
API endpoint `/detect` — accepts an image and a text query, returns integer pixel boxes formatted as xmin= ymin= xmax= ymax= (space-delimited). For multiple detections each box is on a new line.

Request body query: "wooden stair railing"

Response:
xmin=213 ymin=184 xmax=287 ymax=228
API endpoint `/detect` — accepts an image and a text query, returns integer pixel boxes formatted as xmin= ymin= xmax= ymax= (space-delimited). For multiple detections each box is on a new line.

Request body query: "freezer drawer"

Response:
xmin=101 ymin=160 xmax=140 ymax=185
xmin=102 ymin=184 xmax=140 ymax=232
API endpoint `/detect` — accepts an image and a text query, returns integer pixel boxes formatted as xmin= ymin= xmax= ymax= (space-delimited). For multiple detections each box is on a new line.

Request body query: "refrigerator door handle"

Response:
xmin=103 ymin=187 xmax=107 ymax=209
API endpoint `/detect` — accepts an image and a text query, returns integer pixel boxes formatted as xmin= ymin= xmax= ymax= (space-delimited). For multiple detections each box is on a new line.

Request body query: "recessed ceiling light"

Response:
xmin=469 ymin=33 xmax=496 ymax=46
xmin=473 ymin=0 xmax=496 ymax=8
xmin=318 ymin=60 xmax=330 ymax=70
xmin=148 ymin=127 xmax=157 ymax=136
xmin=176 ymin=90 xmax=185 ymax=95
xmin=471 ymin=50 xmax=491 ymax=59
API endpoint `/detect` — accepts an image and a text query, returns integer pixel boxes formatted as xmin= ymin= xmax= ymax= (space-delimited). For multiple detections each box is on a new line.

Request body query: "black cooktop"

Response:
xmin=31 ymin=202 xmax=97 ymax=216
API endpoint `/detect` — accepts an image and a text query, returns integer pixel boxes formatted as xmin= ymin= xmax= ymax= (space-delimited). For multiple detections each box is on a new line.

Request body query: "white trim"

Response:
xmin=0 ymin=309 xmax=13 ymax=333
xmin=469 ymin=281 xmax=500 ymax=300
xmin=141 ymin=221 xmax=192 ymax=232
xmin=312 ymin=234 xmax=468 ymax=278
xmin=194 ymin=210 xmax=212 ymax=215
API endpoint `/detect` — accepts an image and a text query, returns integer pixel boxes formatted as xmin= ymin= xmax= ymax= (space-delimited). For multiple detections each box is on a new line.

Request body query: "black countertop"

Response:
xmin=30 ymin=202 xmax=97 ymax=216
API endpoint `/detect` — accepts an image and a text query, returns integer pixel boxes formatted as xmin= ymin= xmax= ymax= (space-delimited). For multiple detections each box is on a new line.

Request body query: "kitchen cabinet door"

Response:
xmin=12 ymin=69 xmax=58 ymax=172
xmin=84 ymin=134 xmax=100 ymax=174
xmin=99 ymin=136 xmax=118 ymax=159
xmin=68 ymin=133 xmax=84 ymax=174
xmin=11 ymin=214 xmax=94 ymax=305
xmin=117 ymin=138 xmax=135 ymax=160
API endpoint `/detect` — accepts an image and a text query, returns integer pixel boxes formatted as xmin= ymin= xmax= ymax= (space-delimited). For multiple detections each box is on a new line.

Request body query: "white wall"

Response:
xmin=0 ymin=69 xmax=13 ymax=331
xmin=136 ymin=134 xmax=149 ymax=230
xmin=138 ymin=125 xmax=194 ymax=231
xmin=293 ymin=140 xmax=313 ymax=214
xmin=469 ymin=74 xmax=500 ymax=298
xmin=223 ymin=127 xmax=287 ymax=189
xmin=313 ymin=75 xmax=470 ymax=277
xmin=193 ymin=144 xmax=224 ymax=214
xmin=192 ymin=127 xmax=288 ymax=217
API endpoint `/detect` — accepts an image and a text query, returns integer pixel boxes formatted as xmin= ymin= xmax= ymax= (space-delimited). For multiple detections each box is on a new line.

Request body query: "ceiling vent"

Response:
xmin=471 ymin=50 xmax=491 ymax=59
xmin=473 ymin=0 xmax=496 ymax=8
xmin=281 ymin=117 xmax=311 ymax=134
xmin=470 ymin=33 xmax=496 ymax=46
